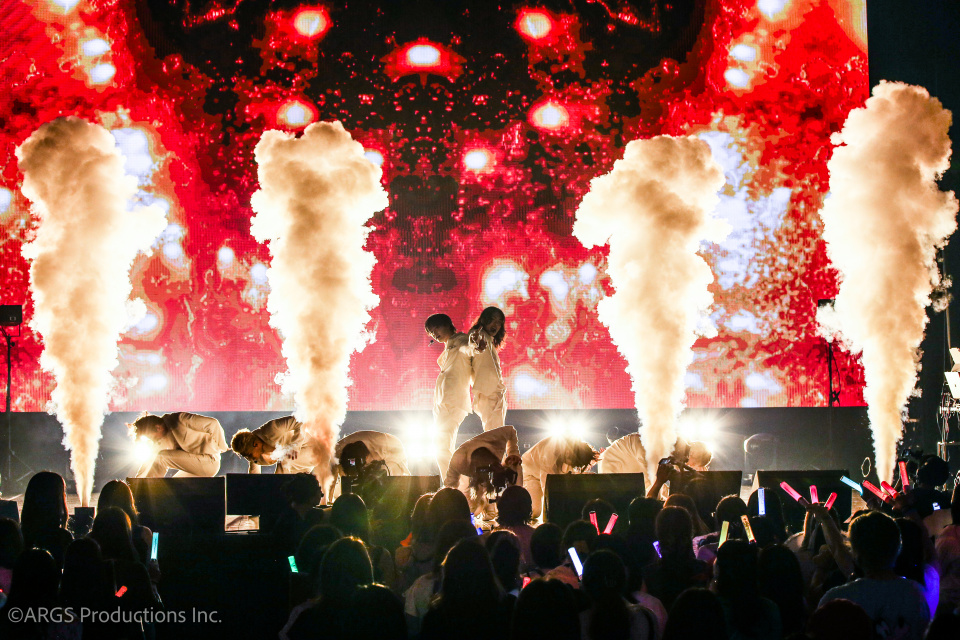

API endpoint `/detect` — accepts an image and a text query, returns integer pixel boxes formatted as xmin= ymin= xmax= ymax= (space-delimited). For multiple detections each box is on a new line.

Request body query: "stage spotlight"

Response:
xmin=463 ymin=149 xmax=493 ymax=172
xmin=724 ymin=68 xmax=750 ymax=88
xmin=278 ymin=100 xmax=317 ymax=128
xmin=516 ymin=9 xmax=554 ymax=41
xmin=678 ymin=417 xmax=717 ymax=442
xmin=89 ymin=63 xmax=116 ymax=85
xmin=132 ymin=438 xmax=155 ymax=466
xmin=81 ymin=38 xmax=111 ymax=57
xmin=547 ymin=417 xmax=588 ymax=440
xmin=530 ymin=101 xmax=570 ymax=131
xmin=363 ymin=150 xmax=385 ymax=167
xmin=401 ymin=423 xmax=436 ymax=461
xmin=406 ymin=44 xmax=441 ymax=67
xmin=292 ymin=8 xmax=330 ymax=38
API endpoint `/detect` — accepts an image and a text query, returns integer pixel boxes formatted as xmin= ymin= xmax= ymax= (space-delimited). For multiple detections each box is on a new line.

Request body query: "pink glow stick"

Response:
xmin=780 ymin=481 xmax=810 ymax=506
xmin=880 ymin=481 xmax=899 ymax=499
xmin=862 ymin=480 xmax=891 ymax=503
xmin=809 ymin=485 xmax=819 ymax=504
xmin=899 ymin=461 xmax=910 ymax=489
xmin=603 ymin=513 xmax=618 ymax=535
xmin=589 ymin=511 xmax=599 ymax=534
xmin=823 ymin=492 xmax=837 ymax=511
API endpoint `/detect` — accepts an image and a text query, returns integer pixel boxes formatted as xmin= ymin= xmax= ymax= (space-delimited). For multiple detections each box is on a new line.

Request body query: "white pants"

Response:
xmin=141 ymin=449 xmax=220 ymax=478
xmin=473 ymin=390 xmax=506 ymax=432
xmin=523 ymin=470 xmax=545 ymax=520
xmin=434 ymin=405 xmax=469 ymax=478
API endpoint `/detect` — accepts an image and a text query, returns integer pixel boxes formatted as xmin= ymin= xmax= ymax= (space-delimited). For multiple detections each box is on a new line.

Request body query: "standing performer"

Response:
xmin=426 ymin=313 xmax=474 ymax=478
xmin=444 ymin=425 xmax=522 ymax=524
xmin=521 ymin=434 xmax=598 ymax=520
xmin=130 ymin=412 xmax=229 ymax=478
xmin=327 ymin=430 xmax=410 ymax=500
xmin=230 ymin=416 xmax=320 ymax=475
xmin=468 ymin=307 xmax=507 ymax=431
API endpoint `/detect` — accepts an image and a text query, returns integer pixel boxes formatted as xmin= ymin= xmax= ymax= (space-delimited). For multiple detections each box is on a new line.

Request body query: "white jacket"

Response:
xmin=434 ymin=333 xmax=473 ymax=413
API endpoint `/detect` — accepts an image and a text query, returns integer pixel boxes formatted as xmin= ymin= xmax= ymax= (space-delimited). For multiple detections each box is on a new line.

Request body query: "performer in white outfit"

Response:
xmin=230 ymin=416 xmax=320 ymax=475
xmin=444 ymin=425 xmax=522 ymax=523
xmin=327 ymin=430 xmax=410 ymax=500
xmin=521 ymin=434 xmax=598 ymax=520
xmin=468 ymin=307 xmax=507 ymax=432
xmin=426 ymin=313 xmax=474 ymax=478
xmin=130 ymin=412 xmax=229 ymax=477
xmin=598 ymin=434 xmax=708 ymax=474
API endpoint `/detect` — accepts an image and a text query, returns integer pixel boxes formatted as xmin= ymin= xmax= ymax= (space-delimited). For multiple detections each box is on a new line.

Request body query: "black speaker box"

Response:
xmin=544 ymin=473 xmax=645 ymax=531
xmin=0 ymin=305 xmax=22 ymax=327
xmin=226 ymin=473 xmax=293 ymax=529
xmin=0 ymin=499 xmax=19 ymax=522
xmin=669 ymin=470 xmax=743 ymax=527
xmin=128 ymin=477 xmax=226 ymax=535
xmin=752 ymin=470 xmax=852 ymax=532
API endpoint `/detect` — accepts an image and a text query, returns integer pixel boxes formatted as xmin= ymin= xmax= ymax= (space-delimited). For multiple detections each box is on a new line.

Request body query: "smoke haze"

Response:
xmin=16 ymin=117 xmax=167 ymax=505
xmin=574 ymin=135 xmax=726 ymax=478
xmin=819 ymin=81 xmax=957 ymax=482
xmin=251 ymin=121 xmax=388 ymax=482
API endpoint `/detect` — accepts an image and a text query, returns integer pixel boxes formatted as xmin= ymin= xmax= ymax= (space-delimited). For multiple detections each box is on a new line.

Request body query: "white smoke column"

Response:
xmin=819 ymin=81 xmax=957 ymax=483
xmin=574 ymin=136 xmax=726 ymax=479
xmin=251 ymin=121 xmax=387 ymax=483
xmin=16 ymin=117 xmax=167 ymax=505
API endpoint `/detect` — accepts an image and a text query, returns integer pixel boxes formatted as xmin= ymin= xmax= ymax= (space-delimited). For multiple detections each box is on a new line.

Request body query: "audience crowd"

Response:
xmin=2 ymin=456 xmax=960 ymax=640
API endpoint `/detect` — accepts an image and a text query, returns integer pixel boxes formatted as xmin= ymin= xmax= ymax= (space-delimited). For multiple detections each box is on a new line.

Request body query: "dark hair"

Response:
xmin=747 ymin=488 xmax=787 ymax=542
xmin=296 ymin=524 xmax=343 ymax=579
xmin=917 ymin=456 xmax=949 ymax=487
xmin=664 ymin=493 xmax=707 ymax=535
xmin=20 ymin=471 xmax=68 ymax=546
xmin=951 ymin=482 xmax=960 ymax=526
xmin=581 ymin=498 xmax=615 ymax=531
xmin=662 ymin=588 xmax=727 ymax=640
xmin=437 ymin=538 xmax=500 ymax=613
xmin=340 ymin=440 xmax=371 ymax=466
xmin=97 ymin=480 xmax=139 ymax=526
xmin=627 ymin=497 xmax=662 ymax=539
xmin=656 ymin=506 xmax=693 ymax=559
xmin=128 ymin=413 xmax=164 ymax=439
xmin=330 ymin=493 xmax=372 ymax=543
xmin=925 ymin=611 xmax=960 ymax=640
xmin=283 ymin=473 xmax=322 ymax=506
xmin=319 ymin=537 xmax=373 ymax=604
xmin=423 ymin=487 xmax=472 ymax=544
xmin=758 ymin=544 xmax=807 ymax=636
xmin=348 ymin=584 xmax=407 ymax=640
xmin=567 ymin=440 xmax=598 ymax=470
xmin=433 ymin=519 xmax=479 ymax=573
xmin=715 ymin=540 xmax=762 ymax=636
xmin=807 ymin=599 xmax=873 ymax=640
xmin=469 ymin=306 xmax=506 ymax=348
xmin=894 ymin=517 xmax=927 ymax=586
xmin=848 ymin=511 xmax=901 ymax=573
xmin=510 ymin=578 xmax=580 ymax=640
xmin=715 ymin=494 xmax=749 ymax=540
xmin=582 ymin=549 xmax=631 ymax=640
xmin=7 ymin=547 xmax=60 ymax=611
xmin=530 ymin=522 xmax=563 ymax=569
xmin=490 ymin=534 xmax=522 ymax=593
xmin=409 ymin=492 xmax=434 ymax=541
xmin=60 ymin=538 xmax=110 ymax=610
xmin=88 ymin=506 xmax=137 ymax=563
xmin=497 ymin=485 xmax=533 ymax=527
xmin=0 ymin=516 xmax=24 ymax=568
xmin=562 ymin=519 xmax=599 ymax=554
xmin=425 ymin=313 xmax=455 ymax=332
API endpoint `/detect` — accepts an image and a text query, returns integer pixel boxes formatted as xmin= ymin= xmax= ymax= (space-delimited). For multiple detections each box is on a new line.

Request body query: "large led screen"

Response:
xmin=0 ymin=0 xmax=869 ymax=412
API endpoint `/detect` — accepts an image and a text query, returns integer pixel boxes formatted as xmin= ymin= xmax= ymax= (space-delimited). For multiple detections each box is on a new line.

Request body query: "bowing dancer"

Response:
xmin=444 ymin=425 xmax=522 ymax=525
xmin=327 ymin=430 xmax=410 ymax=501
xmin=521 ymin=434 xmax=598 ymax=520
xmin=426 ymin=313 xmax=474 ymax=478
xmin=468 ymin=307 xmax=508 ymax=432
xmin=230 ymin=416 xmax=321 ymax=475
xmin=130 ymin=412 xmax=229 ymax=477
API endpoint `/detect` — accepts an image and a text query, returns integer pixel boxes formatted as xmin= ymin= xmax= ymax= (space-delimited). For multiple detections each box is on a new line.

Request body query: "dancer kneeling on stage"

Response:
xmin=130 ymin=412 xmax=229 ymax=478
xmin=231 ymin=416 xmax=319 ymax=475
xmin=522 ymin=434 xmax=599 ymax=520
xmin=327 ymin=430 xmax=410 ymax=501
xmin=444 ymin=425 xmax=522 ymax=525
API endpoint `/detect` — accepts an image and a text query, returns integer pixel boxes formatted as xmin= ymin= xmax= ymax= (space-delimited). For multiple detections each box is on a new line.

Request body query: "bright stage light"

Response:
xmin=677 ymin=417 xmax=716 ymax=443
xmin=278 ymin=100 xmax=316 ymax=128
xmin=293 ymin=8 xmax=329 ymax=38
xmin=724 ymin=68 xmax=750 ymax=88
xmin=516 ymin=10 xmax=554 ymax=40
xmin=89 ymin=63 xmax=116 ymax=85
xmin=364 ymin=150 xmax=385 ymax=167
xmin=530 ymin=101 xmax=570 ymax=131
xmin=757 ymin=0 xmax=789 ymax=19
xmin=217 ymin=246 xmax=235 ymax=267
xmin=463 ymin=149 xmax=492 ymax=171
xmin=547 ymin=417 xmax=588 ymax=440
xmin=132 ymin=438 xmax=155 ymax=466
xmin=82 ymin=38 xmax=111 ymax=57
xmin=406 ymin=44 xmax=441 ymax=67
xmin=50 ymin=0 xmax=80 ymax=12
xmin=401 ymin=423 xmax=437 ymax=461
xmin=729 ymin=44 xmax=757 ymax=62
xmin=0 ymin=188 xmax=12 ymax=214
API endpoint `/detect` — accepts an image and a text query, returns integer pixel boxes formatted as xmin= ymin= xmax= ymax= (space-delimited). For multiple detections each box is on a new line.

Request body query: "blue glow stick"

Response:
xmin=758 ymin=488 xmax=766 ymax=516
xmin=568 ymin=547 xmax=584 ymax=578
xmin=470 ymin=513 xmax=482 ymax=535
xmin=150 ymin=532 xmax=159 ymax=561
xmin=653 ymin=541 xmax=662 ymax=558
xmin=840 ymin=476 xmax=863 ymax=495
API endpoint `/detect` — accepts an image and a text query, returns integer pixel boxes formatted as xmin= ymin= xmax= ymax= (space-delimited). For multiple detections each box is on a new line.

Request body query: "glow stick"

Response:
xmin=880 ymin=481 xmax=899 ymax=499
xmin=823 ymin=492 xmax=837 ymax=511
xmin=809 ymin=485 xmax=819 ymax=504
xmin=150 ymin=532 xmax=159 ymax=561
xmin=568 ymin=547 xmax=584 ymax=578
xmin=741 ymin=515 xmax=755 ymax=543
xmin=116 ymin=586 xmax=127 ymax=597
xmin=471 ymin=513 xmax=482 ymax=535
xmin=899 ymin=461 xmax=910 ymax=489
xmin=719 ymin=521 xmax=729 ymax=545
xmin=652 ymin=541 xmax=662 ymax=558
xmin=862 ymin=480 xmax=891 ymax=503
xmin=603 ymin=513 xmax=618 ymax=535
xmin=522 ymin=576 xmax=531 ymax=588
xmin=589 ymin=511 xmax=599 ymax=534
xmin=288 ymin=556 xmax=298 ymax=573
xmin=780 ymin=481 xmax=810 ymax=506
xmin=841 ymin=476 xmax=863 ymax=495
xmin=758 ymin=488 xmax=766 ymax=516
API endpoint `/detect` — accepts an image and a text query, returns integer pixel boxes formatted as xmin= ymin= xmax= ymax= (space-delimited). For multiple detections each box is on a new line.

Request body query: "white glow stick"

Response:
xmin=568 ymin=547 xmax=584 ymax=578
xmin=758 ymin=488 xmax=766 ymax=516
xmin=840 ymin=476 xmax=863 ymax=495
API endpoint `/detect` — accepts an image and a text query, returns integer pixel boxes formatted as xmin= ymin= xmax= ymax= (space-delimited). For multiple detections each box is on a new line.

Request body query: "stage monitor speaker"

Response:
xmin=0 ymin=305 xmax=22 ymax=327
xmin=752 ymin=470 xmax=851 ymax=532
xmin=544 ymin=473 xmax=645 ymax=532
xmin=226 ymin=473 xmax=292 ymax=529
xmin=128 ymin=477 xmax=225 ymax=536
xmin=669 ymin=471 xmax=743 ymax=525
xmin=0 ymin=499 xmax=19 ymax=522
